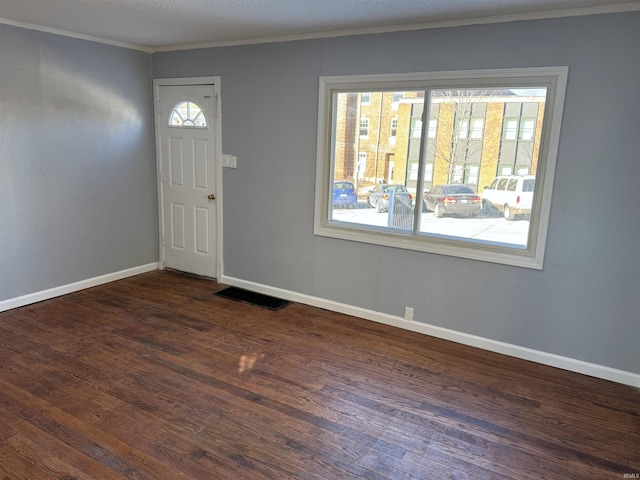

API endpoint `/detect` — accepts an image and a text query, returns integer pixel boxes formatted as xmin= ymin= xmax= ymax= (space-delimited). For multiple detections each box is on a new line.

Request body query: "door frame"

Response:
xmin=153 ymin=76 xmax=224 ymax=280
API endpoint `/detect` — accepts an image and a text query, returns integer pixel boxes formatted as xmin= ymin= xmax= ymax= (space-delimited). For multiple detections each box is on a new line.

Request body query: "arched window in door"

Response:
xmin=168 ymin=101 xmax=207 ymax=128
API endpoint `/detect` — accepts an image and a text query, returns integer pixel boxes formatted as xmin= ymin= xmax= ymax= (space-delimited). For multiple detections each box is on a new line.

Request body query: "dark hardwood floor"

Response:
xmin=0 ymin=270 xmax=637 ymax=479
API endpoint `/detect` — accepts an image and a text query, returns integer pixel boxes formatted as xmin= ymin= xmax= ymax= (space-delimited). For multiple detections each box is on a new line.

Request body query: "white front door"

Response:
xmin=157 ymin=84 xmax=217 ymax=277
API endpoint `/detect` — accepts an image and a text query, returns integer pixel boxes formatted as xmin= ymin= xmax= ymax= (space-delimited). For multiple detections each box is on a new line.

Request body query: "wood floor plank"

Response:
xmin=0 ymin=270 xmax=638 ymax=479
xmin=0 ymin=405 xmax=127 ymax=480
xmin=0 ymin=329 xmax=314 ymax=479
xmin=0 ymin=441 xmax=59 ymax=480
xmin=0 ymin=378 xmax=195 ymax=480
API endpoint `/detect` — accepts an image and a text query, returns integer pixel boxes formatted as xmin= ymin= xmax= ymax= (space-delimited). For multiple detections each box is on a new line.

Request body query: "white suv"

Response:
xmin=482 ymin=175 xmax=535 ymax=221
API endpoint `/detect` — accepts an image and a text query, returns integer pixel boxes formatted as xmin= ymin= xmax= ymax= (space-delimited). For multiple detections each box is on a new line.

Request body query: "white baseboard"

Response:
xmin=221 ymin=274 xmax=640 ymax=388
xmin=0 ymin=263 xmax=159 ymax=313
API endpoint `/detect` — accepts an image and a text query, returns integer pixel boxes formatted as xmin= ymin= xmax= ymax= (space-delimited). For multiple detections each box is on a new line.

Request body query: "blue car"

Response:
xmin=367 ymin=184 xmax=412 ymax=212
xmin=333 ymin=181 xmax=358 ymax=208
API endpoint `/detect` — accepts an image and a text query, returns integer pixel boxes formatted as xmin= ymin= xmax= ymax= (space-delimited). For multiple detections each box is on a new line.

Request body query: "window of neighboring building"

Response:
xmin=361 ymin=92 xmax=371 ymax=105
xmin=519 ymin=118 xmax=536 ymax=140
xmin=424 ymin=163 xmax=434 ymax=181
xmin=392 ymin=91 xmax=404 ymax=110
xmin=411 ymin=118 xmax=423 ymax=138
xmin=503 ymin=118 xmax=518 ymax=140
xmin=459 ymin=119 xmax=469 ymax=139
xmin=409 ymin=162 xmax=419 ymax=180
xmin=452 ymin=165 xmax=464 ymax=183
xmin=470 ymin=118 xmax=484 ymax=139
xmin=458 ymin=117 xmax=484 ymax=140
xmin=359 ymin=118 xmax=369 ymax=137
xmin=428 ymin=118 xmax=438 ymax=138
xmin=315 ymin=67 xmax=568 ymax=269
xmin=389 ymin=117 xmax=398 ymax=146
xmin=466 ymin=165 xmax=480 ymax=184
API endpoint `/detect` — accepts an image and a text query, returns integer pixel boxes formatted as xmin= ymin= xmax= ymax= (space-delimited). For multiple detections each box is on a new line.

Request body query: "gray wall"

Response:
xmin=0 ymin=24 xmax=158 ymax=301
xmin=154 ymin=12 xmax=640 ymax=374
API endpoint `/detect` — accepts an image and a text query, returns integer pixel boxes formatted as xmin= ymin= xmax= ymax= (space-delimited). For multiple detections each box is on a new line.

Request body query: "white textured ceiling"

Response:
xmin=1 ymin=0 xmax=639 ymax=51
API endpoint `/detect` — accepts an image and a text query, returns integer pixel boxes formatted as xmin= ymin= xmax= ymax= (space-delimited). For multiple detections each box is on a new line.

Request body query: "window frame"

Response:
xmin=168 ymin=101 xmax=208 ymax=128
xmin=314 ymin=67 xmax=568 ymax=270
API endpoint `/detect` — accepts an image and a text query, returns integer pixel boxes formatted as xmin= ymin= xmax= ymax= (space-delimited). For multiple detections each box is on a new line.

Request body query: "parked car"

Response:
xmin=332 ymin=181 xmax=358 ymax=208
xmin=367 ymin=184 xmax=412 ymax=212
xmin=423 ymin=184 xmax=482 ymax=218
xmin=482 ymin=175 xmax=535 ymax=220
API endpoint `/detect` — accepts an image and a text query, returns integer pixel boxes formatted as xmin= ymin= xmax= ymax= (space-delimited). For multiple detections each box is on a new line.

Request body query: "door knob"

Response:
xmin=208 ymin=193 xmax=216 ymax=200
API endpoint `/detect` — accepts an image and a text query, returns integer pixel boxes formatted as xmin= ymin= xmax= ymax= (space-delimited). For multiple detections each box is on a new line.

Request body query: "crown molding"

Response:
xmin=0 ymin=17 xmax=152 ymax=53
xmin=152 ymin=3 xmax=640 ymax=52
xmin=2 ymin=2 xmax=640 ymax=54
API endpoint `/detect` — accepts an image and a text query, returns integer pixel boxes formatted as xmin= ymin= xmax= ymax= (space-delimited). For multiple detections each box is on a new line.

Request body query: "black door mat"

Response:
xmin=214 ymin=287 xmax=292 ymax=311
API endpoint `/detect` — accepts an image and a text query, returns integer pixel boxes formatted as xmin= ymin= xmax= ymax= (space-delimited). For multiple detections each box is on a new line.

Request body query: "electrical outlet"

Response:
xmin=404 ymin=307 xmax=414 ymax=321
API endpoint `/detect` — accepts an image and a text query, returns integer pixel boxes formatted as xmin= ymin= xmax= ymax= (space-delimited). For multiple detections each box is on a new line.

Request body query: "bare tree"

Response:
xmin=431 ymin=89 xmax=501 ymax=184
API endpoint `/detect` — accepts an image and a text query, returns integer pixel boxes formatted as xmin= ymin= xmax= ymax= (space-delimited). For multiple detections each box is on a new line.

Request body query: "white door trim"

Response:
xmin=153 ymin=76 xmax=224 ymax=280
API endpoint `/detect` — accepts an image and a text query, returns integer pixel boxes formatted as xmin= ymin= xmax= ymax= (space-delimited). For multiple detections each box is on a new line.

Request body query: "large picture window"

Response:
xmin=314 ymin=68 xmax=568 ymax=269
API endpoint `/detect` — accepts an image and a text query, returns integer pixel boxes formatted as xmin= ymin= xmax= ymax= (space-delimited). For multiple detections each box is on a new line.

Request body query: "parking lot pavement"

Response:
xmin=332 ymin=203 xmax=530 ymax=247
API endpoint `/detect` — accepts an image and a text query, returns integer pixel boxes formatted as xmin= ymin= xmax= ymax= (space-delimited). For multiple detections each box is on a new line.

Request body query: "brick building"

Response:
xmin=333 ymin=89 xmax=545 ymax=194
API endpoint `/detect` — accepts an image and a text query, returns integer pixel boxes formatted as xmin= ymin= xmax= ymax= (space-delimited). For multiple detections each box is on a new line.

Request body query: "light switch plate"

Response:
xmin=222 ymin=154 xmax=237 ymax=168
